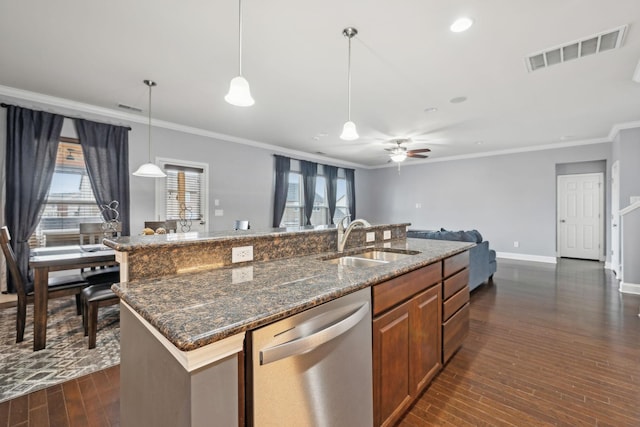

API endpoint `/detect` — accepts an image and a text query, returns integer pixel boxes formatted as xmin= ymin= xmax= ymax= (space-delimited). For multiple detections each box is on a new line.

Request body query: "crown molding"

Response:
xmin=0 ymin=85 xmax=365 ymax=170
xmin=371 ymin=137 xmax=612 ymax=169
xmin=2 ymin=84 xmax=638 ymax=171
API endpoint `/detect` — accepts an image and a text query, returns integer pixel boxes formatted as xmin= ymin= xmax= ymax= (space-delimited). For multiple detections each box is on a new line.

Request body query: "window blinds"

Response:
xmin=165 ymin=164 xmax=203 ymax=221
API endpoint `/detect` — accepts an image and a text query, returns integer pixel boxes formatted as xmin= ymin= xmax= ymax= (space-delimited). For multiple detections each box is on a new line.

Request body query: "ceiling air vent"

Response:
xmin=526 ymin=25 xmax=627 ymax=72
xmin=117 ymin=103 xmax=142 ymax=112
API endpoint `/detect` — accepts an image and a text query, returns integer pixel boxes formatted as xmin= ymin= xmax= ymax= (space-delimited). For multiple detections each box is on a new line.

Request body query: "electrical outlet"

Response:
xmin=215 ymin=209 xmax=224 ymax=217
xmin=383 ymin=242 xmax=391 ymax=248
xmin=232 ymin=266 xmax=253 ymax=284
xmin=366 ymin=232 xmax=375 ymax=243
xmin=416 ymin=203 xmax=422 ymax=209
xmin=383 ymin=230 xmax=391 ymax=240
xmin=513 ymin=241 xmax=519 ymax=248
xmin=232 ymin=245 xmax=253 ymax=263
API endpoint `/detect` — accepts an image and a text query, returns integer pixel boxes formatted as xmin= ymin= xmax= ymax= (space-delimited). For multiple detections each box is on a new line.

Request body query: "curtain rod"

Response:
xmin=1 ymin=102 xmax=132 ymax=131
xmin=273 ymin=154 xmax=354 ymax=171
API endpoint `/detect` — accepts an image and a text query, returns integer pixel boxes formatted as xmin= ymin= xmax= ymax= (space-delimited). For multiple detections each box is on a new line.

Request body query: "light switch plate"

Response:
xmin=383 ymin=230 xmax=391 ymax=240
xmin=366 ymin=232 xmax=375 ymax=242
xmin=214 ymin=209 xmax=224 ymax=217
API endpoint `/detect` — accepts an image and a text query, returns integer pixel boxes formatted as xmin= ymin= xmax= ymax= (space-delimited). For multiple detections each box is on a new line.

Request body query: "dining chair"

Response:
xmin=234 ymin=220 xmax=250 ymax=230
xmin=81 ymin=283 xmax=119 ymax=349
xmin=144 ymin=220 xmax=178 ymax=233
xmin=79 ymin=222 xmax=121 ymax=284
xmin=0 ymin=226 xmax=88 ymax=343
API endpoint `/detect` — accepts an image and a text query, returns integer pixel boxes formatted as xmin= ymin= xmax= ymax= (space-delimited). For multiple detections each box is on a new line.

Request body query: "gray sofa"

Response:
xmin=407 ymin=229 xmax=496 ymax=291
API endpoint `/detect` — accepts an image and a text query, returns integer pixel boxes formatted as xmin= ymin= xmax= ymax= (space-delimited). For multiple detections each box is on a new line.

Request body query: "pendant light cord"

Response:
xmin=147 ymin=83 xmax=152 ymax=162
xmin=347 ymin=34 xmax=352 ymax=121
xmin=238 ymin=0 xmax=243 ymax=76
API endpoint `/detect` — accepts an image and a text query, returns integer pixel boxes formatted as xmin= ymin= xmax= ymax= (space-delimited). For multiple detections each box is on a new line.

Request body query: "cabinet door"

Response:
xmin=373 ymin=302 xmax=412 ymax=427
xmin=410 ymin=285 xmax=442 ymax=394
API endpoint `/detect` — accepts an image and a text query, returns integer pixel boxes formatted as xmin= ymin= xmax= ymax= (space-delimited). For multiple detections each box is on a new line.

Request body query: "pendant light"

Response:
xmin=133 ymin=80 xmax=167 ymax=178
xmin=225 ymin=0 xmax=255 ymax=107
xmin=340 ymin=27 xmax=359 ymax=141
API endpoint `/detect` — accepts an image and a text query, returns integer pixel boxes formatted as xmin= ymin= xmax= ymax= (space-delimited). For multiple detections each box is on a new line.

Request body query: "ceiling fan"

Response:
xmin=385 ymin=139 xmax=431 ymax=163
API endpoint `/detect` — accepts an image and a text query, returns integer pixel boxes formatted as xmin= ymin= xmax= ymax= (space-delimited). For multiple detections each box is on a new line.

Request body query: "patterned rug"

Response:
xmin=0 ymin=297 xmax=120 ymax=403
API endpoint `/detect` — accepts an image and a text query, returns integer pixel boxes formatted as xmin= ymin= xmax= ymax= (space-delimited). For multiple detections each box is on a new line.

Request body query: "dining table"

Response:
xmin=29 ymin=244 xmax=117 ymax=351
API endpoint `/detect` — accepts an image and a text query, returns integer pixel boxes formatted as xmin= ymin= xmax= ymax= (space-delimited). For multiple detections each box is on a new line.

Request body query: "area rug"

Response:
xmin=0 ymin=297 xmax=120 ymax=403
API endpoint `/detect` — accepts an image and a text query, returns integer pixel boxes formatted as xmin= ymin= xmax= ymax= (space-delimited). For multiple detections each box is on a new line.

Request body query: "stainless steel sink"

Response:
xmin=322 ymin=248 xmax=420 ymax=267
xmin=323 ymin=256 xmax=388 ymax=267
xmin=350 ymin=249 xmax=419 ymax=262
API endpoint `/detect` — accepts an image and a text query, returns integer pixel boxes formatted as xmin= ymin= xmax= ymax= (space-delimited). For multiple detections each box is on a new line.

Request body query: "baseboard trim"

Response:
xmin=496 ymin=252 xmax=557 ymax=264
xmin=619 ymin=282 xmax=640 ymax=295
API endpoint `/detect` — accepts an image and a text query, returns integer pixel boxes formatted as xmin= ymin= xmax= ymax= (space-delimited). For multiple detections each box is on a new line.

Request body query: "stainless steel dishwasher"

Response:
xmin=247 ymin=287 xmax=373 ymax=427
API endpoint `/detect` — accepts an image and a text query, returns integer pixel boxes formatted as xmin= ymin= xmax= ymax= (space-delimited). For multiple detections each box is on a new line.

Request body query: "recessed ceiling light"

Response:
xmin=424 ymin=107 xmax=438 ymax=113
xmin=450 ymin=17 xmax=473 ymax=33
xmin=559 ymin=135 xmax=573 ymax=141
xmin=475 ymin=141 xmax=483 ymax=145
xmin=450 ymin=96 xmax=467 ymax=104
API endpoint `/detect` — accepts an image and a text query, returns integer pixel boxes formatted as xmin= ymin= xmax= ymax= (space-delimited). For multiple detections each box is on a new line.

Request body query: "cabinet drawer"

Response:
xmin=443 ymin=251 xmax=469 ymax=278
xmin=443 ymin=268 xmax=469 ymax=300
xmin=442 ymin=286 xmax=469 ymax=322
xmin=373 ymin=263 xmax=441 ymax=316
xmin=442 ymin=302 xmax=469 ymax=363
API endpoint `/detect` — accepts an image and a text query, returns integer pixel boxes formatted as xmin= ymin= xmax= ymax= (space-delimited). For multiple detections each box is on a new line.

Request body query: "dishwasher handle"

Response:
xmin=260 ymin=301 xmax=369 ymax=366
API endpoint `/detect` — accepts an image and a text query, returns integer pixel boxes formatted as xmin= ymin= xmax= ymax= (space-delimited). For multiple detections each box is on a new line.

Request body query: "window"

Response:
xmin=281 ymin=173 xmax=303 ymax=227
xmin=165 ymin=165 xmax=204 ymax=222
xmin=311 ymin=176 xmax=329 ymax=225
xmin=33 ymin=139 xmax=102 ymax=247
xmin=333 ymin=177 xmax=350 ymax=224
xmin=279 ymin=166 xmax=350 ymax=227
xmin=155 ymin=159 xmax=208 ymax=232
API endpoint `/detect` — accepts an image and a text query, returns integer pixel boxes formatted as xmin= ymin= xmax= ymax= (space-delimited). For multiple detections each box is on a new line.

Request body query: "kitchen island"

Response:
xmin=106 ymin=225 xmax=474 ymax=426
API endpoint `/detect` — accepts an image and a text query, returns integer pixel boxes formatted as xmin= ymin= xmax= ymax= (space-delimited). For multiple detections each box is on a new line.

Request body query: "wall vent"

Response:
xmin=526 ymin=25 xmax=627 ymax=72
xmin=117 ymin=103 xmax=142 ymax=112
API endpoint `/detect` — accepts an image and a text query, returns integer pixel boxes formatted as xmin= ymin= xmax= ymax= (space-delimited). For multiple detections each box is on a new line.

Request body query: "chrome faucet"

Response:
xmin=337 ymin=217 xmax=371 ymax=252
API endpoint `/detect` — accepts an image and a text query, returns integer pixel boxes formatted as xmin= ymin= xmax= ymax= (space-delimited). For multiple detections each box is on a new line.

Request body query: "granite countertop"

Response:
xmin=104 ymin=223 xmax=410 ymax=252
xmin=112 ymin=238 xmax=473 ymax=351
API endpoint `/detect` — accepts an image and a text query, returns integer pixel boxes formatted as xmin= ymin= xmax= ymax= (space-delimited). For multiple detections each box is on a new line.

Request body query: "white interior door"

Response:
xmin=611 ymin=161 xmax=620 ymax=274
xmin=557 ymin=173 xmax=604 ymax=261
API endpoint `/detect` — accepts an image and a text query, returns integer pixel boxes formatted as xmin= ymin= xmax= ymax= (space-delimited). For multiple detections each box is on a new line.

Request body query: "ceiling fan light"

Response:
xmin=225 ymin=76 xmax=255 ymax=107
xmin=133 ymin=162 xmax=167 ymax=178
xmin=340 ymin=121 xmax=359 ymax=141
xmin=390 ymin=152 xmax=407 ymax=162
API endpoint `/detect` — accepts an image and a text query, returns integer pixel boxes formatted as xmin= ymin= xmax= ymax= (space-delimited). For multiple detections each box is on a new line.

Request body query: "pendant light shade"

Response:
xmin=133 ymin=80 xmax=166 ymax=178
xmin=225 ymin=0 xmax=254 ymax=107
xmin=225 ymin=75 xmax=254 ymax=107
xmin=340 ymin=121 xmax=359 ymax=141
xmin=340 ymin=27 xmax=359 ymax=141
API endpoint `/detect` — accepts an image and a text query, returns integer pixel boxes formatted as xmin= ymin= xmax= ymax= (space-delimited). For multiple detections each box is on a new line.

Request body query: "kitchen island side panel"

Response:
xmin=120 ymin=303 xmax=239 ymax=427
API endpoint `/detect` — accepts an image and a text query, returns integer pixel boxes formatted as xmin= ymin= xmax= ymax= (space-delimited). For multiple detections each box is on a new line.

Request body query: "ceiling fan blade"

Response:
xmin=407 ymin=148 xmax=431 ymax=154
xmin=407 ymin=153 xmax=429 ymax=159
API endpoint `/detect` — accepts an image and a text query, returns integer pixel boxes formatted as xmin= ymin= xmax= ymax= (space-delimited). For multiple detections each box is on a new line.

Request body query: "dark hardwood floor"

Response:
xmin=400 ymin=258 xmax=640 ymax=427
xmin=1 ymin=258 xmax=638 ymax=426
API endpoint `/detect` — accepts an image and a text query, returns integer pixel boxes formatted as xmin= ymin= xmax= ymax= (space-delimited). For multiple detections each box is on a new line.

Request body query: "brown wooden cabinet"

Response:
xmin=372 ymin=265 xmax=442 ymax=427
xmin=441 ymin=251 xmax=470 ymax=364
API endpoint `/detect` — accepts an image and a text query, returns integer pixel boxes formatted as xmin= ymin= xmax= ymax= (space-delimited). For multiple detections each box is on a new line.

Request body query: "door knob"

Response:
xmin=560 ymin=219 xmax=566 ymax=223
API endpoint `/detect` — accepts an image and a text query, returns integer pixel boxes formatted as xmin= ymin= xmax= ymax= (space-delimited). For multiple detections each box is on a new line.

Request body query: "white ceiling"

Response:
xmin=1 ymin=0 xmax=640 ymax=167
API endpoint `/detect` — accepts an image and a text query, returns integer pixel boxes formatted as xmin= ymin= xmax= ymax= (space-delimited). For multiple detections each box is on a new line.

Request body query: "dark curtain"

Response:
xmin=325 ymin=165 xmax=338 ymax=225
xmin=75 ymin=119 xmax=131 ymax=236
xmin=5 ymin=106 xmax=63 ymax=293
xmin=345 ymin=168 xmax=356 ymax=219
xmin=272 ymin=155 xmax=291 ymax=227
xmin=300 ymin=160 xmax=317 ymax=226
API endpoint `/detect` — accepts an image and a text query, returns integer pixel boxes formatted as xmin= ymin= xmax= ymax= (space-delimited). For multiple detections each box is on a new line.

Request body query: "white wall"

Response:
xmin=365 ymin=143 xmax=612 ymax=260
